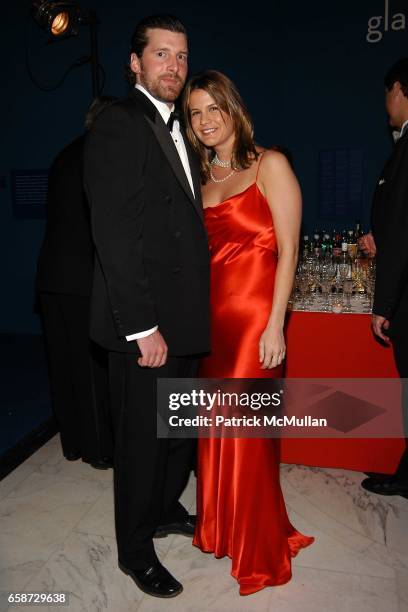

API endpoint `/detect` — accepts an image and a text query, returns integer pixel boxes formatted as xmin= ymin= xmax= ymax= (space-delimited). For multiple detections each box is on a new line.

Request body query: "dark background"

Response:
xmin=0 ymin=0 xmax=406 ymax=461
xmin=0 ymin=0 xmax=406 ymax=335
xmin=0 ymin=0 xmax=408 ymax=460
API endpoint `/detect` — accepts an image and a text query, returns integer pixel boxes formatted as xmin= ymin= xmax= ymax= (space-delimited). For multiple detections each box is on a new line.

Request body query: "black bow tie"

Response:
xmin=167 ymin=110 xmax=180 ymax=132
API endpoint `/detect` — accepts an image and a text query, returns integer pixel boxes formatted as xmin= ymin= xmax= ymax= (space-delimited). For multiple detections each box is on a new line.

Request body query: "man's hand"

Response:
xmin=137 ymin=330 xmax=168 ymax=367
xmin=359 ymin=233 xmax=377 ymax=257
xmin=371 ymin=314 xmax=390 ymax=343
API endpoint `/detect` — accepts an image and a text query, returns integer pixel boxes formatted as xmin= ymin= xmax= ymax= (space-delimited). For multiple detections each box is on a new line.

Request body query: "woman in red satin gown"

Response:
xmin=182 ymin=71 xmax=314 ymax=595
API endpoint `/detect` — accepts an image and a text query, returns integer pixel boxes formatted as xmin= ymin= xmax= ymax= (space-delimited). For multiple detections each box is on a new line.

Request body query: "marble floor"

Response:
xmin=0 ymin=437 xmax=407 ymax=612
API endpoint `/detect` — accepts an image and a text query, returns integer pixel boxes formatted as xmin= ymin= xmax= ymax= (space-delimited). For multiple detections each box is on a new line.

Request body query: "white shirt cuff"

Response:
xmin=125 ymin=326 xmax=158 ymax=341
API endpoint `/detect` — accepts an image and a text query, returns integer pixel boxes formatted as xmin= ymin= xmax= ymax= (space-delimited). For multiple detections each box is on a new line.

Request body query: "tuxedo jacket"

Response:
xmin=36 ymin=135 xmax=94 ymax=296
xmin=83 ymin=89 xmax=210 ymax=355
xmin=372 ymin=129 xmax=408 ymax=337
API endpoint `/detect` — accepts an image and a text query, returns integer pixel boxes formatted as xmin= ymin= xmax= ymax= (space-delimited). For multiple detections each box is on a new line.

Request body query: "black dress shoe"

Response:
xmin=119 ymin=561 xmax=183 ymax=598
xmin=90 ymin=458 xmax=113 ymax=470
xmin=154 ymin=515 xmax=196 ymax=538
xmin=364 ymin=472 xmax=392 ymax=480
xmin=361 ymin=477 xmax=408 ymax=498
xmin=64 ymin=451 xmax=81 ymax=461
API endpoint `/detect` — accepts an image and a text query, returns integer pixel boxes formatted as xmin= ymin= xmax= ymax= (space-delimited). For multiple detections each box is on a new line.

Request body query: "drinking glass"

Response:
xmin=320 ymin=279 xmax=332 ymax=311
xmin=343 ymin=278 xmax=354 ymax=312
xmin=298 ymin=276 xmax=310 ymax=310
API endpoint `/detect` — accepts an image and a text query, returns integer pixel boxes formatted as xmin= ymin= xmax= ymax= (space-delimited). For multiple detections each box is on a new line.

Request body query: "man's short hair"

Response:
xmin=385 ymin=58 xmax=408 ymax=98
xmin=130 ymin=14 xmax=187 ymax=58
xmin=125 ymin=14 xmax=187 ymax=85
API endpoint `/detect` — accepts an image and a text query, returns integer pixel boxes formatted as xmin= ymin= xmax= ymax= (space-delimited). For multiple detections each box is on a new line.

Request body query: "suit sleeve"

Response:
xmin=83 ymin=105 xmax=157 ymax=337
xmin=373 ymin=145 xmax=408 ymax=319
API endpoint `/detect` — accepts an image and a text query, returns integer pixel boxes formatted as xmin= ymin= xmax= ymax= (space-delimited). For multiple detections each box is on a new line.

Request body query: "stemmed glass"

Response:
xmin=337 ymin=261 xmax=351 ymax=285
xmin=352 ymin=260 xmax=366 ymax=303
xmin=343 ymin=278 xmax=354 ymax=312
xmin=298 ymin=275 xmax=310 ymax=310
xmin=320 ymin=277 xmax=332 ymax=311
xmin=301 ymin=257 xmax=318 ymax=308
xmin=359 ymin=259 xmax=375 ymax=312
xmin=294 ymin=260 xmax=311 ymax=310
xmin=319 ymin=263 xmax=336 ymax=312
xmin=365 ymin=275 xmax=375 ymax=312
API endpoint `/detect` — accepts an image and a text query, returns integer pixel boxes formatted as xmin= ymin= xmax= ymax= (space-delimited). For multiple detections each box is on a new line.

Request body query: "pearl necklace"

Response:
xmin=210 ymin=154 xmax=231 ymax=168
xmin=210 ymin=168 xmax=235 ymax=183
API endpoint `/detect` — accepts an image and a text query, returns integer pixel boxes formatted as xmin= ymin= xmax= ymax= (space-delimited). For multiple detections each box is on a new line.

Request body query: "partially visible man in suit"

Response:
xmin=36 ymin=97 xmax=116 ymax=468
xmin=84 ymin=15 xmax=210 ymax=598
xmin=360 ymin=58 xmax=408 ymax=498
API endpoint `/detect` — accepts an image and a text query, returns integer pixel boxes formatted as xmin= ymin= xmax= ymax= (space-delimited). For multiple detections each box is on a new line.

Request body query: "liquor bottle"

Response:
xmin=308 ymin=235 xmax=315 ymax=258
xmin=354 ymin=220 xmax=365 ymax=258
xmin=346 ymin=229 xmax=357 ymax=260
xmin=301 ymin=234 xmax=309 ymax=260
xmin=321 ymin=233 xmax=327 ymax=257
xmin=332 ymin=229 xmax=342 ymax=258
xmin=338 ymin=241 xmax=352 ymax=279
xmin=354 ymin=220 xmax=364 ymax=239
xmin=313 ymin=229 xmax=321 ymax=257
xmin=324 ymin=232 xmax=332 ymax=256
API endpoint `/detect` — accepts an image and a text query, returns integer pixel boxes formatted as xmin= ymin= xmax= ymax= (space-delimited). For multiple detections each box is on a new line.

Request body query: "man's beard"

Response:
xmin=139 ymin=68 xmax=184 ymax=103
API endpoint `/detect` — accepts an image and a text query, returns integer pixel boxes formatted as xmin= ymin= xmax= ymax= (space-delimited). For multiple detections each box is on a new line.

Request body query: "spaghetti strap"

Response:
xmin=255 ymin=151 xmax=265 ymax=182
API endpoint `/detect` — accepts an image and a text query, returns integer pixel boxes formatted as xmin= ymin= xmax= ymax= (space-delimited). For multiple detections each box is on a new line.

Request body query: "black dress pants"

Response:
xmin=392 ymin=333 xmax=408 ymax=484
xmin=109 ymin=352 xmax=197 ymax=568
xmin=40 ymin=293 xmax=113 ymax=462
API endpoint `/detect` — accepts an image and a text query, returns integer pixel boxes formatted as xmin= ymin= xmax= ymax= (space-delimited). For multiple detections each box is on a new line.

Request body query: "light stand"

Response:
xmin=31 ymin=1 xmax=102 ymax=97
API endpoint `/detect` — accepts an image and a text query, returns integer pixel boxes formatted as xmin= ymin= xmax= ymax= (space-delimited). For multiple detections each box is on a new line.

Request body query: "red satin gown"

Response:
xmin=193 ymin=174 xmax=314 ymax=595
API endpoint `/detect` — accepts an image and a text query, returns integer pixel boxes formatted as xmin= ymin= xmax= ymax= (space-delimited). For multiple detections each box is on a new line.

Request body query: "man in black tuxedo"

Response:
xmin=36 ymin=97 xmax=116 ymax=468
xmin=84 ymin=15 xmax=210 ymax=598
xmin=360 ymin=58 xmax=408 ymax=498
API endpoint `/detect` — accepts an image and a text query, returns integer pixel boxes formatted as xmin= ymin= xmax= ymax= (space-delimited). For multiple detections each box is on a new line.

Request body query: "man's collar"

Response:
xmin=393 ymin=118 xmax=408 ymax=143
xmin=135 ymin=84 xmax=174 ymax=124
xmin=401 ymin=119 xmax=408 ymax=137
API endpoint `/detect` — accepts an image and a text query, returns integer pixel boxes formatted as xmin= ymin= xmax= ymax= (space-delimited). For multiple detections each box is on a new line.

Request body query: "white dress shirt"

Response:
xmin=400 ymin=119 xmax=408 ymax=137
xmin=392 ymin=119 xmax=408 ymax=143
xmin=126 ymin=84 xmax=195 ymax=342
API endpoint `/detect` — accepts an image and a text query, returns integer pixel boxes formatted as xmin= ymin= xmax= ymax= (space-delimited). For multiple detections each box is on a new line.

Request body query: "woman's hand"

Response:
xmin=259 ymin=326 xmax=286 ymax=369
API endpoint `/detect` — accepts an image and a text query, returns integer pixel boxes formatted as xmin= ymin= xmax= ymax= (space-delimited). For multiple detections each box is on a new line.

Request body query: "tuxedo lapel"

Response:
xmin=183 ymin=131 xmax=204 ymax=221
xmin=128 ymin=88 xmax=203 ymax=222
xmin=144 ymin=114 xmax=197 ymax=202
xmin=396 ymin=127 xmax=408 ymax=147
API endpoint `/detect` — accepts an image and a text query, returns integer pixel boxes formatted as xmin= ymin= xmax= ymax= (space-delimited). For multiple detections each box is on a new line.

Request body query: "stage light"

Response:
xmin=30 ymin=1 xmax=102 ymax=97
xmin=32 ymin=1 xmax=81 ymax=39
xmin=51 ymin=12 xmax=70 ymax=36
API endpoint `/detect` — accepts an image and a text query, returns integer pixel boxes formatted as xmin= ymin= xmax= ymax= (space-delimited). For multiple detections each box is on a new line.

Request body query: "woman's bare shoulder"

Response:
xmin=258 ymin=148 xmax=293 ymax=179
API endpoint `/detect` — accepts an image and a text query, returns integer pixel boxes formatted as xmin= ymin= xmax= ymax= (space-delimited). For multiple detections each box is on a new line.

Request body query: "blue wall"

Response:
xmin=1 ymin=0 xmax=406 ymax=333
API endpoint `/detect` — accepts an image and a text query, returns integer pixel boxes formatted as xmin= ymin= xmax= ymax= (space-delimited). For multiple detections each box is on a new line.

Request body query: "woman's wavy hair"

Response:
xmin=182 ymin=70 xmax=259 ymax=183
